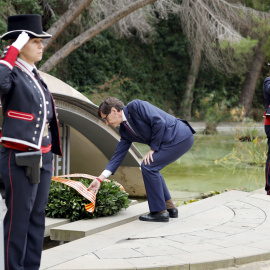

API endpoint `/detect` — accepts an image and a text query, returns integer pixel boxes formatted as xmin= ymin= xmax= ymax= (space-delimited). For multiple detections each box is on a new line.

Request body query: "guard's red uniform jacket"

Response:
xmin=0 ymin=45 xmax=62 ymax=155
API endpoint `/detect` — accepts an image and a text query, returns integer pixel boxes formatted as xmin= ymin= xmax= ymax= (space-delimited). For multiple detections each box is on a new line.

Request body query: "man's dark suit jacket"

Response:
xmin=105 ymin=99 xmax=195 ymax=174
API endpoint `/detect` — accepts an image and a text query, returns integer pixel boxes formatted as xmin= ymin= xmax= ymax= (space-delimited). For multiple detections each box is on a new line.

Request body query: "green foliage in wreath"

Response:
xmin=46 ymin=178 xmax=130 ymax=222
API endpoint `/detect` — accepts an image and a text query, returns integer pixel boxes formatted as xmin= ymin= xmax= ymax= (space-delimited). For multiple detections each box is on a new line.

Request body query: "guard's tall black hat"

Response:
xmin=0 ymin=14 xmax=51 ymax=40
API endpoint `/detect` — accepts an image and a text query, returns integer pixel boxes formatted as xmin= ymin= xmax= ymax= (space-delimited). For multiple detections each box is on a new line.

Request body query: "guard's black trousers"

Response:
xmin=265 ymin=125 xmax=270 ymax=195
xmin=0 ymin=146 xmax=53 ymax=270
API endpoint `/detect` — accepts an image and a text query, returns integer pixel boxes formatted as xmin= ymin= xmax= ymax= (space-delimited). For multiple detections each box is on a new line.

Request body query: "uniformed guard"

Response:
xmin=0 ymin=14 xmax=62 ymax=270
xmin=263 ymin=76 xmax=270 ymax=195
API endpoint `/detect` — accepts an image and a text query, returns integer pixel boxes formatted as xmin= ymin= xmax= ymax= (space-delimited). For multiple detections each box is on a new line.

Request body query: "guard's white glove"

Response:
xmin=12 ymin=31 xmax=30 ymax=51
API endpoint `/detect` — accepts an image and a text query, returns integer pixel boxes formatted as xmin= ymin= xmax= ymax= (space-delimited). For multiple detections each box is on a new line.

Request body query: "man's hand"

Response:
xmin=88 ymin=178 xmax=101 ymax=194
xmin=12 ymin=31 xmax=30 ymax=51
xmin=141 ymin=149 xmax=155 ymax=165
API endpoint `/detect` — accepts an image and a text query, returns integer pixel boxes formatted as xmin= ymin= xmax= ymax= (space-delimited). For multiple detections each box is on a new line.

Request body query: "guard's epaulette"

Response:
xmin=0 ymin=46 xmax=10 ymax=59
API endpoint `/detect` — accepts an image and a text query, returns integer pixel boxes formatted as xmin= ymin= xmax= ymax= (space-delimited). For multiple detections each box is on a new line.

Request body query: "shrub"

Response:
xmin=195 ymin=94 xmax=230 ymax=134
xmin=237 ymin=127 xmax=259 ymax=142
xmin=46 ymin=178 xmax=131 ymax=222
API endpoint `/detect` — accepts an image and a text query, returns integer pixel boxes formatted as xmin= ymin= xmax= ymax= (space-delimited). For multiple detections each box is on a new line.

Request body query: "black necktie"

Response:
xmin=32 ymin=69 xmax=47 ymax=91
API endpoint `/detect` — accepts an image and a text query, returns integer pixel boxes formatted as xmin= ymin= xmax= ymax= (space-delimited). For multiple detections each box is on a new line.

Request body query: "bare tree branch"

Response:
xmin=40 ymin=0 xmax=270 ymax=76
xmin=43 ymin=0 xmax=94 ymax=52
xmin=178 ymin=0 xmax=270 ymax=118
xmin=40 ymin=0 xmax=158 ymax=72
xmin=85 ymin=0 xmax=179 ymax=42
xmin=177 ymin=0 xmax=269 ymax=74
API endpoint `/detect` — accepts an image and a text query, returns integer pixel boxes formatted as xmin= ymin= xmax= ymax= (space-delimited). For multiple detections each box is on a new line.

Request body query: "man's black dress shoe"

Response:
xmin=167 ymin=208 xmax=178 ymax=218
xmin=139 ymin=212 xmax=169 ymax=222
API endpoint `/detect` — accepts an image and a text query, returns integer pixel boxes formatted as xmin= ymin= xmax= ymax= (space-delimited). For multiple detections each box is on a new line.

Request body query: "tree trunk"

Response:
xmin=180 ymin=44 xmax=203 ymax=120
xmin=239 ymin=43 xmax=265 ymax=116
xmin=43 ymin=0 xmax=94 ymax=53
xmin=40 ymin=0 xmax=157 ymax=73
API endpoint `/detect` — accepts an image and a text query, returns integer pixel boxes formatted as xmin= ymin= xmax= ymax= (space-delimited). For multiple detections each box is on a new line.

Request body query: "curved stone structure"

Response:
xmin=19 ymin=72 xmax=147 ymax=197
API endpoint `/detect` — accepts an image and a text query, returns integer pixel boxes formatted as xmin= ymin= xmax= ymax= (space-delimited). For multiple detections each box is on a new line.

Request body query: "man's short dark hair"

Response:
xmin=98 ymin=97 xmax=124 ymax=117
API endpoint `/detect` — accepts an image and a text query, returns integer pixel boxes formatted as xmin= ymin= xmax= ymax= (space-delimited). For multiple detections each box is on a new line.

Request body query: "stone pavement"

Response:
xmin=40 ymin=189 xmax=270 ymax=270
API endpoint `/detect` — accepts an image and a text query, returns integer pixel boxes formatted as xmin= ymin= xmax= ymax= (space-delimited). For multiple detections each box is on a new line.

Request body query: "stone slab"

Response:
xmin=188 ymin=229 xmax=230 ymax=239
xmin=50 ymin=201 xmax=149 ymax=241
xmin=41 ymin=234 xmax=118 ymax=269
xmin=95 ymin=247 xmax=144 ymax=259
xmin=45 ymin=217 xmax=70 ymax=238
xmin=126 ymin=255 xmax=189 ymax=270
xmin=172 ymin=251 xmax=235 ymax=270
xmin=131 ymin=203 xmax=235 ymax=238
xmin=41 ymin=213 xmax=178 ymax=269
xmin=220 ymin=259 xmax=270 ymax=270
xmin=252 ymin=188 xmax=266 ymax=195
xmin=203 ymin=233 xmax=268 ymax=248
xmin=40 ymin=190 xmax=270 ymax=270
xmin=48 ymin=254 xmax=136 ymax=270
xmin=97 ymin=218 xmax=168 ymax=239
xmin=247 ymin=239 xmax=270 ymax=251
xmin=215 ymin=246 xmax=270 ymax=265
xmin=5 ymin=199 xmax=137 ymax=239
xmin=3 ymin=200 xmax=70 ymax=238
xmin=170 ymin=190 xmax=250 ymax=221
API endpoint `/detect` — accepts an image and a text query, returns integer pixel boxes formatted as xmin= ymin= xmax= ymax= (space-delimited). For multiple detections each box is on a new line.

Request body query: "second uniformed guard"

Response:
xmin=0 ymin=14 xmax=62 ymax=270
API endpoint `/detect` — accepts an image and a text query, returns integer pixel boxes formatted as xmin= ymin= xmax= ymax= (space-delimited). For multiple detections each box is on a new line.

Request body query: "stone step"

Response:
xmin=2 ymin=199 xmax=140 ymax=239
xmin=2 ymin=200 xmax=71 ymax=238
xmin=50 ymin=201 xmax=149 ymax=242
xmin=45 ymin=199 xmax=139 ymax=237
xmin=45 ymin=217 xmax=70 ymax=238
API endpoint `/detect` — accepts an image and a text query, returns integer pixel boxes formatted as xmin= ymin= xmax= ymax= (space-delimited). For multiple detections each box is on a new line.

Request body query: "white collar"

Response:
xmin=17 ymin=58 xmax=37 ymax=74
xmin=122 ymin=110 xmax=127 ymax=122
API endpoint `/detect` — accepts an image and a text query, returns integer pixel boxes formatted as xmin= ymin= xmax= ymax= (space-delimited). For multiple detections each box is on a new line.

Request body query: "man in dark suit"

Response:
xmin=89 ymin=97 xmax=195 ymax=222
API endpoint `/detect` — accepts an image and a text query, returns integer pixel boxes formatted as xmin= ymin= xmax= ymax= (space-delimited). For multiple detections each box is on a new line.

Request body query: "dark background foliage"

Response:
xmin=52 ymin=14 xmax=266 ymax=118
xmin=0 ymin=1 xmax=268 ymax=119
xmin=53 ymin=16 xmax=191 ymax=113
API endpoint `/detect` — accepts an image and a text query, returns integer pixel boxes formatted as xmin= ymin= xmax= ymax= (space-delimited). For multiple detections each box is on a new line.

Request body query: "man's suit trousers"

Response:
xmin=141 ymin=135 xmax=194 ymax=212
xmin=0 ymin=146 xmax=53 ymax=270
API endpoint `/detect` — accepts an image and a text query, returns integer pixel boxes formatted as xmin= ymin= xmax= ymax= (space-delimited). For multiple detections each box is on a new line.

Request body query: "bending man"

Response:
xmin=89 ymin=97 xmax=195 ymax=222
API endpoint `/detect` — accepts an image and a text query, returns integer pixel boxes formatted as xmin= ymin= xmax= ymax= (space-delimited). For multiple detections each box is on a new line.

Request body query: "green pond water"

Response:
xmin=134 ymin=134 xmax=266 ymax=201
